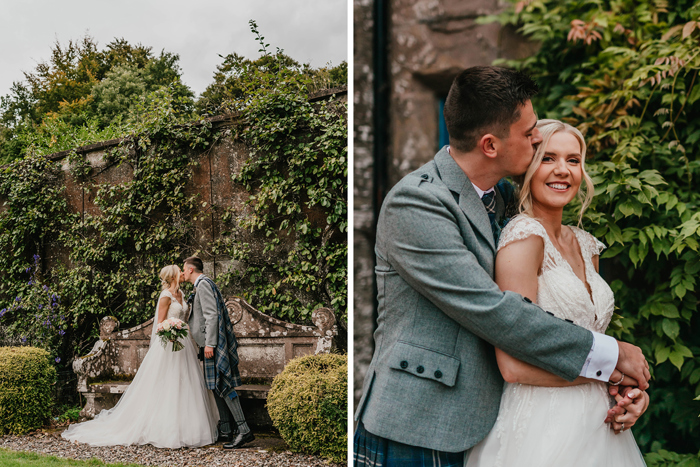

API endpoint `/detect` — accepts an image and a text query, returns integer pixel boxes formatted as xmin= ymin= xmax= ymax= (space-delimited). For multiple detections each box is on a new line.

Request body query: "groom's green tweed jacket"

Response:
xmin=355 ymin=147 xmax=595 ymax=453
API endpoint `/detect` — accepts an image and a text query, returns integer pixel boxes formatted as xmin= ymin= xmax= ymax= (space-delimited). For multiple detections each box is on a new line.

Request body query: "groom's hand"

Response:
xmin=615 ymin=341 xmax=650 ymax=390
xmin=204 ymin=346 xmax=214 ymax=359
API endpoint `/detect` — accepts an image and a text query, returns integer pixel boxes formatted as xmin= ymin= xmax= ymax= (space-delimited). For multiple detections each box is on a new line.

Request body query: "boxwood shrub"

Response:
xmin=0 ymin=346 xmax=56 ymax=435
xmin=267 ymin=353 xmax=347 ymax=463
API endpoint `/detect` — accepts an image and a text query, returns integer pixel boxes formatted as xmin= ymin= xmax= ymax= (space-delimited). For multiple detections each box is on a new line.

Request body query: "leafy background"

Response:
xmin=481 ymin=0 xmax=700 ymax=463
xmin=0 ymin=21 xmax=347 ymax=398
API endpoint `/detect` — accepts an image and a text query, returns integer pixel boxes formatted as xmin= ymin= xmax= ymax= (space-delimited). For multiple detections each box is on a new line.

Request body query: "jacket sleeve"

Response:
xmin=379 ymin=180 xmax=594 ymax=381
xmin=198 ymin=281 xmax=219 ymax=348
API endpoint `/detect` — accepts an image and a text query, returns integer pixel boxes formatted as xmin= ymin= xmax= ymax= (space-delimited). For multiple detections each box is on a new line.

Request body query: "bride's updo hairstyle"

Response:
xmin=514 ymin=119 xmax=594 ymax=225
xmin=159 ymin=265 xmax=179 ymax=290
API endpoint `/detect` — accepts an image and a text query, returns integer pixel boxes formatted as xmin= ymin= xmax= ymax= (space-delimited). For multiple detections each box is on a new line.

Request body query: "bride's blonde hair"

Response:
xmin=159 ymin=265 xmax=180 ymax=290
xmin=513 ymin=119 xmax=594 ymax=226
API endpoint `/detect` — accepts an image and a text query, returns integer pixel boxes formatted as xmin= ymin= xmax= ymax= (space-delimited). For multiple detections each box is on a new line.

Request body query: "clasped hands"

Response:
xmin=604 ymin=341 xmax=651 ymax=435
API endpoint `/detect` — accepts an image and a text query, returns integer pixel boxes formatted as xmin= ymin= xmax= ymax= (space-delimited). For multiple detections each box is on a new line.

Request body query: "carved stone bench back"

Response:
xmin=73 ymin=297 xmax=337 ymax=418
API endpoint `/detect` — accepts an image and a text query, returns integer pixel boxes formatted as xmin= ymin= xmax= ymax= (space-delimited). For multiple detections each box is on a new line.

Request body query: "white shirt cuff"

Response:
xmin=580 ymin=332 xmax=618 ymax=381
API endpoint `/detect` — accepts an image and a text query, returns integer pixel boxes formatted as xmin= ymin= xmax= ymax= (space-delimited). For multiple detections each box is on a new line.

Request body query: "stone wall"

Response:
xmin=352 ymin=0 xmax=537 ymax=409
xmin=353 ymin=0 xmax=379 ymax=416
xmin=5 ymin=86 xmax=346 ymax=323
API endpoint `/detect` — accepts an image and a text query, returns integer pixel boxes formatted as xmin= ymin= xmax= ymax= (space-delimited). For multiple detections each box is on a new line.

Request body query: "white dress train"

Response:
xmin=62 ymin=290 xmax=219 ymax=448
xmin=466 ymin=215 xmax=646 ymax=467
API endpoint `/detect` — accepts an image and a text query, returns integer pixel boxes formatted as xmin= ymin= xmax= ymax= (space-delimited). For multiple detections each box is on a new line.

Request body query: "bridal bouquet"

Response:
xmin=156 ymin=318 xmax=189 ymax=351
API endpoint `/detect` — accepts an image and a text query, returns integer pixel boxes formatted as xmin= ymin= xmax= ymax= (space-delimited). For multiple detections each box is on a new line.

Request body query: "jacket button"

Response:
xmin=400 ymin=360 xmax=408 ymax=369
xmin=416 ymin=365 xmax=425 ymax=374
xmin=523 ymin=297 xmax=532 ymax=303
xmin=421 ymin=174 xmax=429 ymax=179
xmin=596 ymin=370 xmax=602 ymax=377
xmin=565 ymin=319 xmax=574 ymax=323
xmin=434 ymin=370 xmax=442 ymax=379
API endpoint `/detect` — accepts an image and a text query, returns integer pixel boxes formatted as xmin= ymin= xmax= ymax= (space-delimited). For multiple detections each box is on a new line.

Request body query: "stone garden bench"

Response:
xmin=72 ymin=297 xmax=338 ymax=427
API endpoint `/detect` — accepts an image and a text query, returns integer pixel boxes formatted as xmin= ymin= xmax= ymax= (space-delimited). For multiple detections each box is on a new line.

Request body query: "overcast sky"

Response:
xmin=0 ymin=0 xmax=348 ymax=99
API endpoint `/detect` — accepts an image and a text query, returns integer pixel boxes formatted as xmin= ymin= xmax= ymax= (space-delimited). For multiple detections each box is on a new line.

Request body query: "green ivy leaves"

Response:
xmin=492 ymin=0 xmax=700 ymax=455
xmin=216 ymin=59 xmax=347 ymax=325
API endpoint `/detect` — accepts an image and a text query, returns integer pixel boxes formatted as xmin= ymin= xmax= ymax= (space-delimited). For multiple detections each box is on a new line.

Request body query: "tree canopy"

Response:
xmin=0 ymin=36 xmax=194 ymax=164
xmin=196 ymin=21 xmax=346 ymax=116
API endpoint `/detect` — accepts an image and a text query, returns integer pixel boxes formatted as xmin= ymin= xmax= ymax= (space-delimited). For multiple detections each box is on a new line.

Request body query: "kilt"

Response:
xmin=354 ymin=420 xmax=466 ymax=467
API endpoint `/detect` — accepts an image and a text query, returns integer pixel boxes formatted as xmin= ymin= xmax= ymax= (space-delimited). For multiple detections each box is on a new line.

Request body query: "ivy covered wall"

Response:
xmin=0 ymin=86 xmax=347 ymax=368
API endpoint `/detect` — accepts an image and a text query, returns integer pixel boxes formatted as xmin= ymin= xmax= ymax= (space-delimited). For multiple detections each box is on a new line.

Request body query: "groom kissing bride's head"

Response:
xmin=354 ymin=65 xmax=650 ymax=467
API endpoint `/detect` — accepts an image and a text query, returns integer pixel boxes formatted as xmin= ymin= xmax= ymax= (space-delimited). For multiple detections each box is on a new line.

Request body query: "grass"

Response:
xmin=0 ymin=449 xmax=146 ymax=467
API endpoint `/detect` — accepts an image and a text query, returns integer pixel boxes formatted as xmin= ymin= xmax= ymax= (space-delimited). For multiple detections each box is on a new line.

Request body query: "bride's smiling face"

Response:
xmin=530 ymin=131 xmax=583 ymax=211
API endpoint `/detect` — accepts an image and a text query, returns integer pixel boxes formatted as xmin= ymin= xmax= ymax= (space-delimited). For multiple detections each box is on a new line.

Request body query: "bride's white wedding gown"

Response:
xmin=62 ymin=290 xmax=219 ymax=448
xmin=466 ymin=215 xmax=646 ymax=467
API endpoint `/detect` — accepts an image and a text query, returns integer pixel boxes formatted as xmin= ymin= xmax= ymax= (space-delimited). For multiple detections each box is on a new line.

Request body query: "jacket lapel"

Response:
xmin=434 ymin=148 xmax=496 ymax=252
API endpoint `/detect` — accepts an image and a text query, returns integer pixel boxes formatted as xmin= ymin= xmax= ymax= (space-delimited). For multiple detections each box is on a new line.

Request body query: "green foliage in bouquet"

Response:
xmin=0 ymin=346 xmax=56 ymax=435
xmin=481 ymin=0 xmax=700 ymax=457
xmin=266 ymin=353 xmax=347 ymax=463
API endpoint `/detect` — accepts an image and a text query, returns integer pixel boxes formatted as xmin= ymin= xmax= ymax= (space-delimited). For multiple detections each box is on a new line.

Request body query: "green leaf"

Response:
xmin=656 ymin=346 xmax=671 ymax=364
xmin=661 ymin=318 xmax=680 ymax=340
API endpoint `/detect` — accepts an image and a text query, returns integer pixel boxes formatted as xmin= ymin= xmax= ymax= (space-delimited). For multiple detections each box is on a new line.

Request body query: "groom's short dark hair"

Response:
xmin=443 ymin=66 xmax=539 ymax=152
xmin=184 ymin=256 xmax=204 ymax=273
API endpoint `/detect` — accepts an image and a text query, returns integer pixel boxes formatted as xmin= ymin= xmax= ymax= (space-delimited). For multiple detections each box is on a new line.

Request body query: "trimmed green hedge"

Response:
xmin=0 ymin=346 xmax=56 ymax=435
xmin=267 ymin=353 xmax=347 ymax=463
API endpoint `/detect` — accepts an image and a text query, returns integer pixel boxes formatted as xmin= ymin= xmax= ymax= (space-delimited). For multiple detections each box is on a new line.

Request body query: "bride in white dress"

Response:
xmin=466 ymin=120 xmax=649 ymax=467
xmin=62 ymin=265 xmax=219 ymax=448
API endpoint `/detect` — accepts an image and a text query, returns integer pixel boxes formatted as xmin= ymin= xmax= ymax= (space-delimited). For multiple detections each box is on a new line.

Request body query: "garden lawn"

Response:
xmin=0 ymin=449 xmax=145 ymax=467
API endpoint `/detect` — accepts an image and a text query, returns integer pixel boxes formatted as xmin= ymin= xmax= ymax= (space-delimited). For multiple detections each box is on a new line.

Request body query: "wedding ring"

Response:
xmin=610 ymin=373 xmax=625 ymax=386
xmin=620 ymin=422 xmax=625 ymax=431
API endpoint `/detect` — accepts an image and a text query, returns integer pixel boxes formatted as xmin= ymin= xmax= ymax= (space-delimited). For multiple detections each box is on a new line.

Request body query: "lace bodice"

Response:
xmin=498 ymin=214 xmax=614 ymax=333
xmin=160 ymin=289 xmax=189 ymax=321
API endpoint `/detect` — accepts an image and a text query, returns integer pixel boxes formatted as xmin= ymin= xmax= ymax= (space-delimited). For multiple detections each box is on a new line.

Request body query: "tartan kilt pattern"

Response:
xmin=199 ymin=277 xmax=241 ymax=397
xmin=354 ymin=421 xmax=465 ymax=467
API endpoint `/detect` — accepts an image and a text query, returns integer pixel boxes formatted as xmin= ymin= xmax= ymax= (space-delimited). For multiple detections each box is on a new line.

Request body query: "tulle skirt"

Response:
xmin=466 ymin=382 xmax=646 ymax=467
xmin=62 ymin=336 xmax=218 ymax=448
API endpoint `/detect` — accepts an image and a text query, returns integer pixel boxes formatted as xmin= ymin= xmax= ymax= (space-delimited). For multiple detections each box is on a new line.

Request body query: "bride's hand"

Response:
xmin=607 ymin=388 xmax=650 ymax=434
xmin=604 ymin=376 xmax=639 ymax=423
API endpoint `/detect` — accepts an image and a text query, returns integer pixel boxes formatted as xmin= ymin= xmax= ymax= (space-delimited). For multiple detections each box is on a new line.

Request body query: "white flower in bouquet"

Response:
xmin=156 ymin=317 xmax=188 ymax=351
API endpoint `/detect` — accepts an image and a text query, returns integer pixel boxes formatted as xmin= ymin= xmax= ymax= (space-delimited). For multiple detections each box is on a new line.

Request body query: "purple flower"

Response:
xmin=33 ymin=254 xmax=40 ymax=262
xmin=38 ymin=304 xmax=43 ymax=310
xmin=54 ymin=357 xmax=60 ymax=363
xmin=15 ymin=297 xmax=20 ymax=302
xmin=59 ymin=330 xmax=65 ymax=336
xmin=0 ymin=309 xmax=5 ymax=318
xmin=20 ymin=337 xmax=26 ymax=343
xmin=42 ymin=285 xmax=49 ymax=291
xmin=25 ymin=267 xmax=31 ymax=273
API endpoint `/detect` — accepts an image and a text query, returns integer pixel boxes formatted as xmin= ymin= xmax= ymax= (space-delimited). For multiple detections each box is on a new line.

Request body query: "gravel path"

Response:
xmin=0 ymin=430 xmax=344 ymax=466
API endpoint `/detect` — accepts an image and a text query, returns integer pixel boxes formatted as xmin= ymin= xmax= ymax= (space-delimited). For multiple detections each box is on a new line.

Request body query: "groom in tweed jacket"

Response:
xmin=353 ymin=66 xmax=650 ymax=466
xmin=183 ymin=256 xmax=254 ymax=449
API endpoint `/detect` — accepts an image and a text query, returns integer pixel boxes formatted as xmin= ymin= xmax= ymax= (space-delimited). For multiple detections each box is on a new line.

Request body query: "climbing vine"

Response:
xmin=0 ymin=26 xmax=347 ymax=371
xmin=483 ymin=0 xmax=700 ymax=460
xmin=216 ymin=23 xmax=347 ymax=325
